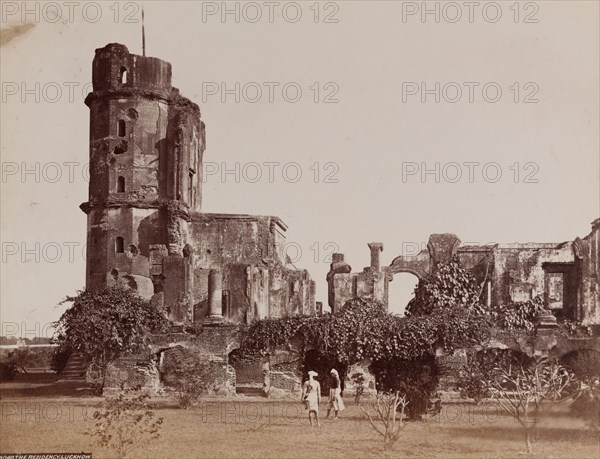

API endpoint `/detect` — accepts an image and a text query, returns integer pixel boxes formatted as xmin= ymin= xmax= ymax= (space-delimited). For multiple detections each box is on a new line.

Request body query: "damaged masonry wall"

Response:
xmin=80 ymin=43 xmax=315 ymax=395
xmin=326 ymin=224 xmax=599 ymax=397
xmin=329 ymin=220 xmax=599 ymax=325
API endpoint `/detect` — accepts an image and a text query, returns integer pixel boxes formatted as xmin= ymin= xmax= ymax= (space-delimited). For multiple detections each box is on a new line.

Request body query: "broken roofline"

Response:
xmin=192 ymin=212 xmax=288 ymax=232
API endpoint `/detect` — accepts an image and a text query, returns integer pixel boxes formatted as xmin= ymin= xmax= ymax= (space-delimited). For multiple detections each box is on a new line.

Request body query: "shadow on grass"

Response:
xmin=0 ymin=380 xmax=97 ymax=397
xmin=444 ymin=424 xmax=599 ymax=446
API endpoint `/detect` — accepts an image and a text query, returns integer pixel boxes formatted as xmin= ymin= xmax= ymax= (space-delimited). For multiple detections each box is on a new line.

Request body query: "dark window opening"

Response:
xmin=117 ymin=176 xmax=125 ymax=192
xmin=542 ymin=262 xmax=578 ymax=321
xmin=114 ymin=146 xmax=125 ymax=155
xmin=175 ymin=154 xmax=180 ymax=199
xmin=115 ymin=237 xmax=124 ymax=253
xmin=119 ymin=67 xmax=127 ymax=84
xmin=222 ymin=290 xmax=231 ymax=319
xmin=118 ymin=120 xmax=126 ymax=137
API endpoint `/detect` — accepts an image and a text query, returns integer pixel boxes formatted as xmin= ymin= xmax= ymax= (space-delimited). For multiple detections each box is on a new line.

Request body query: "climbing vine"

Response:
xmin=559 ymin=319 xmax=594 ymax=338
xmin=489 ymin=296 xmax=546 ymax=331
xmin=240 ymin=297 xmax=489 ymax=365
xmin=240 ymin=259 xmax=490 ymax=363
xmin=405 ymin=258 xmax=485 ymax=317
xmin=238 ymin=259 xmax=492 ymax=417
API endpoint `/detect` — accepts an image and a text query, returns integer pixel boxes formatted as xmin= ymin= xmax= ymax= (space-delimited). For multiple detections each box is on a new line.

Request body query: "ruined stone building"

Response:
xmin=327 ymin=222 xmax=600 ymax=383
xmin=75 ymin=43 xmax=316 ymax=394
xmin=328 ymin=222 xmax=600 ymax=326
xmin=327 ymin=225 xmax=600 ymax=396
xmin=77 ymin=43 xmax=597 ymax=396
xmin=81 ymin=44 xmax=316 ymax=327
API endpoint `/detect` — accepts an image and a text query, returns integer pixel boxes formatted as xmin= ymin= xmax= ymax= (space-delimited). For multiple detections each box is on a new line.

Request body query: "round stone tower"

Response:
xmin=81 ymin=43 xmax=205 ymax=314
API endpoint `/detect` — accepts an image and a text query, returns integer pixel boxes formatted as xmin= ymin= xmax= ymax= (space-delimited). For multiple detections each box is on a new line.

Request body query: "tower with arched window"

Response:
xmin=81 ymin=43 xmax=205 ymax=323
xmin=81 ymin=43 xmax=315 ymax=331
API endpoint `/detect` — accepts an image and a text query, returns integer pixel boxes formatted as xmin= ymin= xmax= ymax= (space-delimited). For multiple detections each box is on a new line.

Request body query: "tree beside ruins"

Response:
xmin=53 ymin=287 xmax=169 ymax=391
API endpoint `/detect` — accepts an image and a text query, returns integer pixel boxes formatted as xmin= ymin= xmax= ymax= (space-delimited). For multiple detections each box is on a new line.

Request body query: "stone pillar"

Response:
xmin=368 ymin=243 xmax=384 ymax=272
xmin=207 ymin=268 xmax=223 ymax=321
xmin=316 ymin=301 xmax=323 ymax=315
xmin=327 ymin=253 xmax=352 ymax=311
xmin=331 ymin=253 xmax=345 ymax=264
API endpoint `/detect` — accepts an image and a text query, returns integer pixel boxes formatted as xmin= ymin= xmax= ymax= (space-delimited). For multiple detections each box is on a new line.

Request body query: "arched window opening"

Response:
xmin=119 ymin=67 xmax=128 ymax=84
xmin=117 ymin=176 xmax=125 ymax=192
xmin=188 ymin=168 xmax=195 ymax=204
xmin=115 ymin=237 xmax=124 ymax=253
xmin=388 ymin=272 xmax=420 ymax=316
xmin=118 ymin=120 xmax=126 ymax=137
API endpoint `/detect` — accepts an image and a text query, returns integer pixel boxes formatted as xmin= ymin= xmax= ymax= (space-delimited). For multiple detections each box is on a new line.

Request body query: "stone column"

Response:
xmin=332 ymin=253 xmax=345 ymax=264
xmin=207 ymin=268 xmax=223 ymax=320
xmin=316 ymin=301 xmax=323 ymax=315
xmin=327 ymin=253 xmax=352 ymax=311
xmin=368 ymin=243 xmax=384 ymax=272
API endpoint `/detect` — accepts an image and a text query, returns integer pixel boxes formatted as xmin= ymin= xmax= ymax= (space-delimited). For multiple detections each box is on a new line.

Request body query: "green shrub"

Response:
xmin=160 ymin=348 xmax=214 ymax=409
xmin=50 ymin=346 xmax=72 ymax=374
xmin=370 ymin=355 xmax=439 ymax=420
xmin=0 ymin=361 xmax=18 ymax=381
xmin=85 ymin=389 xmax=164 ymax=459
xmin=456 ymin=349 xmax=534 ymax=403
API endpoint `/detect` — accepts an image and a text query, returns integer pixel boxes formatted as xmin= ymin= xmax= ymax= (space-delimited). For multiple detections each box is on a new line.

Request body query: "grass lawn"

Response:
xmin=0 ymin=390 xmax=597 ymax=459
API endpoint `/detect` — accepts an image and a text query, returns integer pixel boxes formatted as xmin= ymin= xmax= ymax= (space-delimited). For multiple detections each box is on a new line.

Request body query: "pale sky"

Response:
xmin=1 ymin=1 xmax=599 ymax=337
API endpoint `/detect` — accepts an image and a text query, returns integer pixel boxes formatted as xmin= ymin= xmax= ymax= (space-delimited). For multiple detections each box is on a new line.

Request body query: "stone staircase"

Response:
xmin=60 ymin=352 xmax=87 ymax=380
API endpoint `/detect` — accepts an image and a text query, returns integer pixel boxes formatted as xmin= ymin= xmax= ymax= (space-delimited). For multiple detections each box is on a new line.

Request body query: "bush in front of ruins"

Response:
xmin=160 ymin=347 xmax=215 ymax=409
xmin=0 ymin=360 xmax=18 ymax=381
xmin=85 ymin=388 xmax=164 ymax=459
xmin=53 ymin=287 xmax=170 ymax=392
xmin=456 ymin=348 xmax=535 ymax=403
xmin=6 ymin=347 xmax=34 ymax=374
xmin=489 ymin=296 xmax=546 ymax=331
xmin=50 ymin=345 xmax=72 ymax=374
xmin=351 ymin=372 xmax=366 ymax=405
xmin=560 ymin=350 xmax=600 ymax=429
xmin=370 ymin=355 xmax=439 ymax=420
xmin=484 ymin=359 xmax=575 ymax=453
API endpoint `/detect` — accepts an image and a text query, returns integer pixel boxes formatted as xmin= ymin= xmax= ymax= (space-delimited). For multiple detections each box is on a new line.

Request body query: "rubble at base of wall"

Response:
xmin=101 ymin=354 xmax=162 ymax=395
xmin=102 ymin=352 xmax=236 ymax=397
xmin=101 ymin=325 xmax=240 ymax=397
xmin=266 ymin=371 xmax=301 ymax=399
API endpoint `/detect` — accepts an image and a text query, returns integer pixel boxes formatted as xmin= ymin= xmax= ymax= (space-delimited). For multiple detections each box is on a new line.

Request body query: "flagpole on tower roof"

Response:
xmin=142 ymin=6 xmax=146 ymax=57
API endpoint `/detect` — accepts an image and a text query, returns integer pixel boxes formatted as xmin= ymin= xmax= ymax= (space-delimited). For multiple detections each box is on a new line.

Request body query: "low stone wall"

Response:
xmin=100 ymin=324 xmax=600 ymax=399
xmin=102 ymin=323 xmax=240 ymax=396
xmin=267 ymin=370 xmax=301 ymax=398
xmin=103 ymin=353 xmax=161 ymax=395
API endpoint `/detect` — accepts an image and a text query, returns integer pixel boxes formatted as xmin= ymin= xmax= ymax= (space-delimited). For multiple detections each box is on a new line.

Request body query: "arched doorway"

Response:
xmin=228 ymin=348 xmax=266 ymax=396
xmin=559 ymin=349 xmax=600 ymax=380
xmin=474 ymin=348 xmax=535 ymax=370
xmin=388 ymin=272 xmax=420 ymax=316
xmin=303 ymin=348 xmax=347 ymax=395
xmin=559 ymin=349 xmax=600 ymax=426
